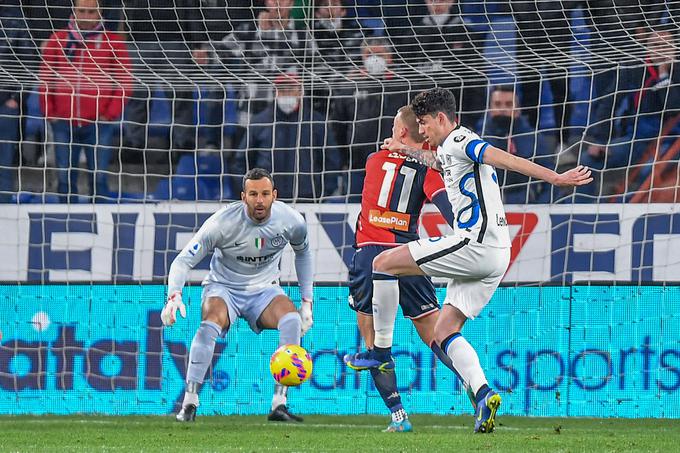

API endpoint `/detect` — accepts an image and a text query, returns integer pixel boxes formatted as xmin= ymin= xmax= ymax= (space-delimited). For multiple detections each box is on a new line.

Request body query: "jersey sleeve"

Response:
xmin=452 ymin=129 xmax=490 ymax=164
xmin=167 ymin=209 xmax=225 ymax=295
xmin=288 ymin=210 xmax=309 ymax=251
xmin=288 ymin=209 xmax=314 ymax=301
xmin=431 ymin=191 xmax=455 ymax=228
xmin=423 ymin=168 xmax=447 ymax=200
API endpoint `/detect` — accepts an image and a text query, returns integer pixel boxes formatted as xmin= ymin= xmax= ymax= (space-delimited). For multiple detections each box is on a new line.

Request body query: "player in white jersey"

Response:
xmin=161 ymin=168 xmax=314 ymax=423
xmin=350 ymin=87 xmax=592 ymax=433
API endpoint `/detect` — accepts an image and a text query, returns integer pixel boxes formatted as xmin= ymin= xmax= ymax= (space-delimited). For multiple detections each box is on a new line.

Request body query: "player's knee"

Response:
xmin=372 ymin=252 xmax=391 ymax=273
xmin=202 ymin=298 xmax=229 ymax=330
xmin=204 ymin=313 xmax=229 ymax=331
xmin=433 ymin=323 xmax=460 ymax=347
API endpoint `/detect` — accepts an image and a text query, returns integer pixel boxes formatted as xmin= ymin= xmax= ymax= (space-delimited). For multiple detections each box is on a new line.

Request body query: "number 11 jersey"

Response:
xmin=355 ymin=148 xmax=452 ymax=247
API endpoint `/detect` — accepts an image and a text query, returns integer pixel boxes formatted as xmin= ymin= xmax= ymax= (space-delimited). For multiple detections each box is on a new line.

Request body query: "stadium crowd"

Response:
xmin=0 ymin=0 xmax=679 ymax=203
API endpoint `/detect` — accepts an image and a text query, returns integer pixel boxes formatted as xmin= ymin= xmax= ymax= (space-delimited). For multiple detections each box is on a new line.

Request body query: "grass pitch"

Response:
xmin=1 ymin=415 xmax=677 ymax=452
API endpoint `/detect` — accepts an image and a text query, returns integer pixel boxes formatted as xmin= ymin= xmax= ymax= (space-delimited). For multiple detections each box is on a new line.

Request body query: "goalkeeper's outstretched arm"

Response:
xmin=162 ymin=213 xmax=221 ymax=326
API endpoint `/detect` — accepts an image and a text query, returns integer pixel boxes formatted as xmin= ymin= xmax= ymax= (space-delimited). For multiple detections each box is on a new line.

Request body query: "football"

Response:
xmin=270 ymin=344 xmax=313 ymax=386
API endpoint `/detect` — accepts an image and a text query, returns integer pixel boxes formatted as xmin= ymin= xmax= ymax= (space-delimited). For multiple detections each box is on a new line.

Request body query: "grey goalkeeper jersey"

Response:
xmin=168 ymin=201 xmax=313 ymax=299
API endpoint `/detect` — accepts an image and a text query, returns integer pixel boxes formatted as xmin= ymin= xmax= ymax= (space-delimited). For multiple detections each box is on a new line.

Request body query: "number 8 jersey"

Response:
xmin=355 ymin=147 xmax=454 ymax=247
xmin=437 ymin=125 xmax=511 ymax=248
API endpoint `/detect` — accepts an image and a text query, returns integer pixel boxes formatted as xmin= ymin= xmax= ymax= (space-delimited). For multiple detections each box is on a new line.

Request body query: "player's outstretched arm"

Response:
xmin=483 ymin=145 xmax=593 ymax=187
xmin=381 ymin=137 xmax=443 ymax=172
xmin=161 ymin=215 xmax=220 ymax=327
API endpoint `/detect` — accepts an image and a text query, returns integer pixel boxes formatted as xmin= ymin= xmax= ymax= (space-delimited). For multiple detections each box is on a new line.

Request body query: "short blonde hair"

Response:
xmin=397 ymin=105 xmax=426 ymax=143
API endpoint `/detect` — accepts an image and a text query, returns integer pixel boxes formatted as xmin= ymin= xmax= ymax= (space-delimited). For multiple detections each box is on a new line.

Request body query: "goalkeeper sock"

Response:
xmin=370 ymin=367 xmax=403 ymax=415
xmin=372 ymin=273 xmax=399 ymax=349
xmin=182 ymin=381 xmax=199 ymax=407
xmin=186 ymin=321 xmax=221 ymax=384
xmin=272 ymin=384 xmax=288 ymax=410
xmin=271 ymin=312 xmax=301 ymax=410
xmin=442 ymin=332 xmax=488 ymax=396
xmin=277 ymin=312 xmax=302 ymax=347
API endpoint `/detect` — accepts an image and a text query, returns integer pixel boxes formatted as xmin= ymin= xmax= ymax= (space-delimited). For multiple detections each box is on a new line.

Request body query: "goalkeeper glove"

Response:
xmin=298 ymin=299 xmax=313 ymax=336
xmin=161 ymin=290 xmax=186 ymax=327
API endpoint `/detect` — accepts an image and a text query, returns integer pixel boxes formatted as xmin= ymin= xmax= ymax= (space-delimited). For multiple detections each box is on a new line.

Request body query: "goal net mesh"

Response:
xmin=0 ymin=1 xmax=679 ymax=417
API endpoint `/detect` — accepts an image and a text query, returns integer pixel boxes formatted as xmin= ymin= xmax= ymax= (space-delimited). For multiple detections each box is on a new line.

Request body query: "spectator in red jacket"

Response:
xmin=39 ymin=0 xmax=132 ymax=201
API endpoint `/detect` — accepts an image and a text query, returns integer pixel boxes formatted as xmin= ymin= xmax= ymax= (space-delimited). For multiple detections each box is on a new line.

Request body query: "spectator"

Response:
xmin=384 ymin=0 xmax=486 ymax=125
xmin=331 ymin=37 xmax=409 ymax=200
xmin=310 ymin=0 xmax=367 ymax=73
xmin=189 ymin=45 xmax=239 ymax=150
xmin=39 ymin=0 xmax=132 ymax=201
xmin=218 ymin=0 xmax=315 ymax=116
xmin=580 ymin=26 xmax=680 ymax=196
xmin=479 ymin=86 xmax=555 ymax=204
xmin=585 ymin=0 xmax=662 ymax=66
xmin=0 ymin=2 xmax=35 ymax=202
xmin=510 ymin=1 xmax=577 ymax=146
xmin=236 ymin=73 xmax=342 ymax=201
xmin=122 ymin=0 xmax=207 ymax=153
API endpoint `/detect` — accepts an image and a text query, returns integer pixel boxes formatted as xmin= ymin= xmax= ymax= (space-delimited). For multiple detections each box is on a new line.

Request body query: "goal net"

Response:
xmin=0 ymin=1 xmax=679 ymax=417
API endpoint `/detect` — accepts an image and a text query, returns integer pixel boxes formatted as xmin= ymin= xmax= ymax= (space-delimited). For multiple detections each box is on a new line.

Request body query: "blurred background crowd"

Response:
xmin=1 ymin=0 xmax=679 ymax=204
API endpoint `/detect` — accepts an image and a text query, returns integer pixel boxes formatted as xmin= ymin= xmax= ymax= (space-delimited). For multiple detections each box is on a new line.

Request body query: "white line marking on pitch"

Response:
xmin=258 ymin=423 xmax=525 ymax=431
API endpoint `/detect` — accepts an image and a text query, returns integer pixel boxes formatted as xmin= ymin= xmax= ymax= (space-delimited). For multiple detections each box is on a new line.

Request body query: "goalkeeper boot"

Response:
xmin=343 ymin=350 xmax=395 ymax=372
xmin=384 ymin=418 xmax=413 ymax=433
xmin=175 ymin=404 xmax=197 ymax=422
xmin=268 ymin=405 xmax=303 ymax=423
xmin=474 ymin=389 xmax=501 ymax=433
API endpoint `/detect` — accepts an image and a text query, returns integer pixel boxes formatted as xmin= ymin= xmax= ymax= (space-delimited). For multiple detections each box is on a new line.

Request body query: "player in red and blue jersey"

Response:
xmin=344 ymin=105 xmax=454 ymax=432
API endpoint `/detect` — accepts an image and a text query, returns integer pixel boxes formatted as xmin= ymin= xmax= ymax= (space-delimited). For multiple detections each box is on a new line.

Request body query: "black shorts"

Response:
xmin=348 ymin=245 xmax=439 ymax=319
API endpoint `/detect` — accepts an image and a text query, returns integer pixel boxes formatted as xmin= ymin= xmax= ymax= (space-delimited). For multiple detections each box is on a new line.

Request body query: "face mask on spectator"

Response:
xmin=277 ymin=96 xmax=299 ymax=114
xmin=491 ymin=115 xmax=513 ymax=132
xmin=319 ymin=17 xmax=342 ymax=30
xmin=431 ymin=13 xmax=449 ymax=26
xmin=364 ymin=55 xmax=387 ymax=76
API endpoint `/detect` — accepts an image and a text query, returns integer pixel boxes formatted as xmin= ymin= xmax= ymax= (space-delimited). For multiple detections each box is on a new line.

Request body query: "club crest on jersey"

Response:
xmin=254 ymin=237 xmax=266 ymax=249
xmin=368 ymin=209 xmax=410 ymax=232
xmin=271 ymin=235 xmax=285 ymax=248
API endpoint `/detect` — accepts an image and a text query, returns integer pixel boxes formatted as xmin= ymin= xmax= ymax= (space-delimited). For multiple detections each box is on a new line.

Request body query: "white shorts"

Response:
xmin=407 ymin=234 xmax=510 ymax=319
xmin=201 ymin=283 xmax=286 ymax=334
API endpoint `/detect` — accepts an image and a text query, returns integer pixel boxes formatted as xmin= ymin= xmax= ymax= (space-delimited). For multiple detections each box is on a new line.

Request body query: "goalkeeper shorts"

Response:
xmin=201 ymin=283 xmax=286 ymax=334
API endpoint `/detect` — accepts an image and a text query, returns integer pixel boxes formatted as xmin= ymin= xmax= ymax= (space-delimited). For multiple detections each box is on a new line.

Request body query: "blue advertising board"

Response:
xmin=1 ymin=285 xmax=678 ymax=417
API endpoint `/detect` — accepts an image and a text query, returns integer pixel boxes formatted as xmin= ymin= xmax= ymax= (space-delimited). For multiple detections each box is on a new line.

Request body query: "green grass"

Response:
xmin=1 ymin=415 xmax=677 ymax=452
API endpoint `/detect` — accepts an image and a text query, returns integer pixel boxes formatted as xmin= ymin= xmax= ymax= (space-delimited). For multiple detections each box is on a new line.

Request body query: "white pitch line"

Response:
xmin=18 ymin=419 xmax=528 ymax=431
xmin=256 ymin=422 xmax=526 ymax=431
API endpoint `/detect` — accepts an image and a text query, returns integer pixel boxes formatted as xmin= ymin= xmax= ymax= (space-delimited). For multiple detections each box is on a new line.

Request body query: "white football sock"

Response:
xmin=445 ymin=334 xmax=488 ymax=395
xmin=272 ymin=384 xmax=288 ymax=410
xmin=182 ymin=390 xmax=199 ymax=407
xmin=372 ymin=274 xmax=399 ymax=349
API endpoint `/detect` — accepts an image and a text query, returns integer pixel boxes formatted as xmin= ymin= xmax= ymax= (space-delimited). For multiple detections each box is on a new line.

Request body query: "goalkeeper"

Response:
xmin=162 ymin=168 xmax=314 ymax=423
